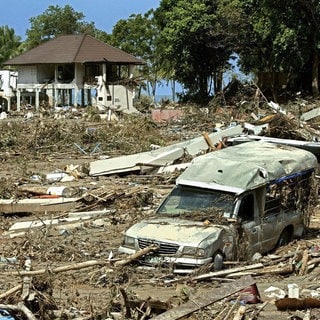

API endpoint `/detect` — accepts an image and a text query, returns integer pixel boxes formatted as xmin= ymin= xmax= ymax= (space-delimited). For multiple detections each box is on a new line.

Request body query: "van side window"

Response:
xmin=265 ymin=171 xmax=313 ymax=214
xmin=238 ymin=194 xmax=254 ymax=221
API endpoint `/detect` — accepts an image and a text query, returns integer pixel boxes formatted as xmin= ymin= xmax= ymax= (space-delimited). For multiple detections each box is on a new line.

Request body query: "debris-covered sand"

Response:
xmin=1 ymin=93 xmax=320 ymax=319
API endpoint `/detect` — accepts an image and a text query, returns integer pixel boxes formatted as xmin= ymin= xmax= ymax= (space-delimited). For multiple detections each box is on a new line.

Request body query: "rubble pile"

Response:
xmin=0 ymin=96 xmax=320 ymax=319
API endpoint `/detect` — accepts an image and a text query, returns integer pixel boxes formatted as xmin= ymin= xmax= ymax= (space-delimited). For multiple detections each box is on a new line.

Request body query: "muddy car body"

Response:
xmin=119 ymin=142 xmax=318 ymax=273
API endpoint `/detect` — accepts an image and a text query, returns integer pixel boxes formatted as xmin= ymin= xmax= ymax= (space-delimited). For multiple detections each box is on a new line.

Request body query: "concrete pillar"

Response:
xmin=74 ymin=87 xmax=78 ymax=106
xmin=17 ymin=89 xmax=21 ymax=111
xmin=54 ymin=88 xmax=58 ymax=107
xmin=35 ymin=89 xmax=40 ymax=110
xmin=7 ymin=97 xmax=11 ymax=111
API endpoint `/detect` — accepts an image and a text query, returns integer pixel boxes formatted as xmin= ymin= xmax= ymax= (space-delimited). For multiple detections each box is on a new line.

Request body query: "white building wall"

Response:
xmin=17 ymin=66 xmax=37 ymax=83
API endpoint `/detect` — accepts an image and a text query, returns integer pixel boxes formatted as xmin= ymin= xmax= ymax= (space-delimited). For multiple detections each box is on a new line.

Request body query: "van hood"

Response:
xmin=126 ymin=216 xmax=225 ymax=246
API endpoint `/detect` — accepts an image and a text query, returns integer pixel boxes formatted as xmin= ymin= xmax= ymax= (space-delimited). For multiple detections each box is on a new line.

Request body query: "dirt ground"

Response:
xmin=1 ymin=100 xmax=320 ymax=319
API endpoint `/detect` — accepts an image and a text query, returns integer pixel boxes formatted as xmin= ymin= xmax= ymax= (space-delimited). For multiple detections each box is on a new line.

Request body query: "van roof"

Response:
xmin=177 ymin=141 xmax=318 ymax=193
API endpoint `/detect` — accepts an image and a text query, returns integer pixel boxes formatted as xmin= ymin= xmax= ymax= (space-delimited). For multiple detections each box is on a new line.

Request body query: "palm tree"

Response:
xmin=0 ymin=26 xmax=23 ymax=68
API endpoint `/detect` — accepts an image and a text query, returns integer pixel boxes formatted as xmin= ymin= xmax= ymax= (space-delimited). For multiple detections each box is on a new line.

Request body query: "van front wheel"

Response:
xmin=213 ymin=252 xmax=224 ymax=270
xmin=277 ymin=228 xmax=292 ymax=247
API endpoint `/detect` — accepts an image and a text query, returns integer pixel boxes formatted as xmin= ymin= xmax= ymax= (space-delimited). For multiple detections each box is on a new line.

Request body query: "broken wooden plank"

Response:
xmin=152 ymin=275 xmax=256 ymax=320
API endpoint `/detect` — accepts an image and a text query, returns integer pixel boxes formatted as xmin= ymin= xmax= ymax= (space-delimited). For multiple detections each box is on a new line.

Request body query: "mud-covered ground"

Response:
xmin=1 ymin=102 xmax=320 ymax=319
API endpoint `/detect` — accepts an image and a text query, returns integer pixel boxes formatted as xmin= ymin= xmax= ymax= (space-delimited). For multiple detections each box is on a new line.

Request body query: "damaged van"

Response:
xmin=119 ymin=142 xmax=318 ymax=273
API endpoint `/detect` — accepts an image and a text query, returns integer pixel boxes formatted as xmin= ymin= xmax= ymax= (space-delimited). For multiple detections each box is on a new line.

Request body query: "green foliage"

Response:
xmin=110 ymin=11 xmax=165 ymax=100
xmin=0 ymin=26 xmax=23 ymax=67
xmin=237 ymin=0 xmax=320 ymax=96
xmin=25 ymin=5 xmax=110 ymax=49
xmin=154 ymin=0 xmax=240 ymax=104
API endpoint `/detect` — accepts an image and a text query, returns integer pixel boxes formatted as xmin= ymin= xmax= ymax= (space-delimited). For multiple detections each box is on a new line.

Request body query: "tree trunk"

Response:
xmin=171 ymin=79 xmax=176 ymax=102
xmin=216 ymin=69 xmax=223 ymax=93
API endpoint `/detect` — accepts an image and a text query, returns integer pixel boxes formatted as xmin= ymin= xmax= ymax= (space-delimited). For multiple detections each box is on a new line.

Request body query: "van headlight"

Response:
xmin=182 ymin=246 xmax=205 ymax=258
xmin=123 ymin=236 xmax=135 ymax=248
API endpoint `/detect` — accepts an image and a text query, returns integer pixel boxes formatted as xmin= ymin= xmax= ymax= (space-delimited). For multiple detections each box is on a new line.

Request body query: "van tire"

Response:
xmin=213 ymin=252 xmax=224 ymax=270
xmin=277 ymin=228 xmax=292 ymax=247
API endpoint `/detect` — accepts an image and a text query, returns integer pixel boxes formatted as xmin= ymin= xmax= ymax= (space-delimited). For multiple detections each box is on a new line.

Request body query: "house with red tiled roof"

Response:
xmin=3 ymin=34 xmax=144 ymax=112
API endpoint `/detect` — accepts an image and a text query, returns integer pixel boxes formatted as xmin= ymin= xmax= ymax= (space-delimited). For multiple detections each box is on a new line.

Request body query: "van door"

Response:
xmin=237 ymin=193 xmax=261 ymax=258
xmin=260 ymin=197 xmax=282 ymax=252
xmin=260 ymin=207 xmax=282 ymax=253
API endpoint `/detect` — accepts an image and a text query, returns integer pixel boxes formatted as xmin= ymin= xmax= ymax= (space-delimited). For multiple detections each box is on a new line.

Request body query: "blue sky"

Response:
xmin=3 ymin=0 xmax=160 ymax=39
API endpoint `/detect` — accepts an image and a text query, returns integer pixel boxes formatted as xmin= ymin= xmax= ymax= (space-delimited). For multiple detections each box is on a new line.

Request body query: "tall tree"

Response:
xmin=0 ymin=26 xmax=23 ymax=67
xmin=238 ymin=0 xmax=320 ymax=97
xmin=25 ymin=5 xmax=110 ymax=49
xmin=110 ymin=10 xmax=163 ymax=102
xmin=154 ymin=0 xmax=239 ymax=104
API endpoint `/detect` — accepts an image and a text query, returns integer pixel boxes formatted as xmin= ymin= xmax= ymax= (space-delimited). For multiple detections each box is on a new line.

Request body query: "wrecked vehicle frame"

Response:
xmin=119 ymin=141 xmax=318 ymax=273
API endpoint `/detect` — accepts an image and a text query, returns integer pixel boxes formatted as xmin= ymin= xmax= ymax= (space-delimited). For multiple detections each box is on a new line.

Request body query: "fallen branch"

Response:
xmin=190 ymin=263 xmax=264 ymax=282
xmin=227 ymin=263 xmax=294 ymax=277
xmin=115 ymin=245 xmax=159 ymax=267
xmin=307 ymin=256 xmax=320 ymax=266
xmin=0 ymin=284 xmax=22 ymax=299
xmin=0 ymin=260 xmax=112 ymax=276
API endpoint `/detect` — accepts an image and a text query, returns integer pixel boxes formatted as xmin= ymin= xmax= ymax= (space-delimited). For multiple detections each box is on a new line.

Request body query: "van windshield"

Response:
xmin=157 ymin=185 xmax=235 ymax=218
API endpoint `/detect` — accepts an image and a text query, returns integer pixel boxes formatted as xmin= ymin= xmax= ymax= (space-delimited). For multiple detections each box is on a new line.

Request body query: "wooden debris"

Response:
xmin=299 ymin=249 xmax=309 ymax=276
xmin=228 ymin=262 xmax=294 ymax=277
xmin=247 ymin=301 xmax=268 ymax=320
xmin=115 ymin=245 xmax=159 ymax=267
xmin=0 ymin=284 xmax=22 ymax=299
xmin=120 ymin=287 xmax=170 ymax=318
xmin=0 ymin=259 xmax=112 ymax=276
xmin=190 ymin=263 xmax=264 ymax=282
xmin=202 ymin=132 xmax=216 ymax=151
xmin=233 ymin=305 xmax=246 ymax=320
xmin=224 ymin=296 xmax=241 ymax=319
xmin=275 ymin=297 xmax=320 ymax=311
xmin=215 ymin=305 xmax=231 ymax=320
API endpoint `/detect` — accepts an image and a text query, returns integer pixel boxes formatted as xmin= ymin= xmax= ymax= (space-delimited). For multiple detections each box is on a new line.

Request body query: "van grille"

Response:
xmin=138 ymin=238 xmax=179 ymax=255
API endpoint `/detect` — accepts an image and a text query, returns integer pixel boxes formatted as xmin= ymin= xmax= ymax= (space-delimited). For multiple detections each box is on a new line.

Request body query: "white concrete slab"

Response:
xmin=89 ymin=125 xmax=243 ymax=176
